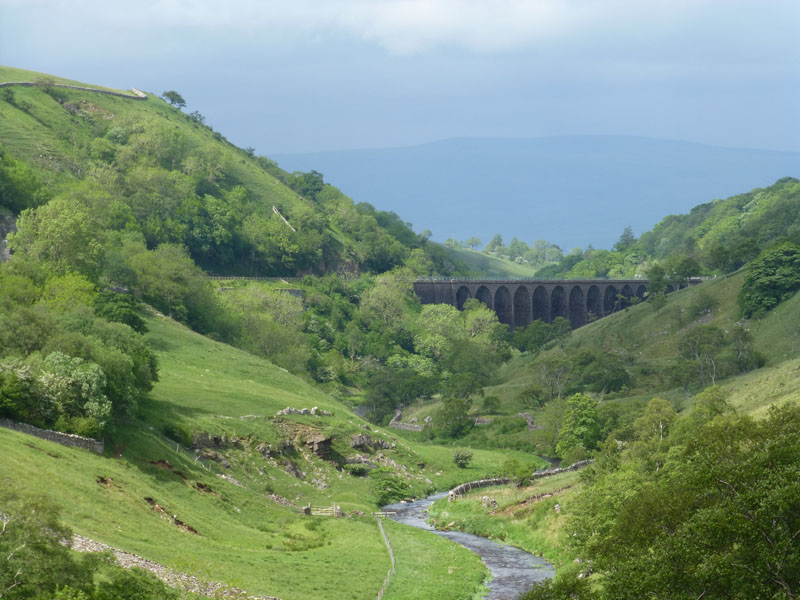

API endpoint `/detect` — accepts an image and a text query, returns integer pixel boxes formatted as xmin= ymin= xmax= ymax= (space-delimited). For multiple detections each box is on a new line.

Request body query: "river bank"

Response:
xmin=384 ymin=493 xmax=554 ymax=600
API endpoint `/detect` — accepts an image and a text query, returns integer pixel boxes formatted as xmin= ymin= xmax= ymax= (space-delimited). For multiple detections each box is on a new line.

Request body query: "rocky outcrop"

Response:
xmin=304 ymin=432 xmax=332 ymax=460
xmin=350 ymin=433 xmax=394 ymax=451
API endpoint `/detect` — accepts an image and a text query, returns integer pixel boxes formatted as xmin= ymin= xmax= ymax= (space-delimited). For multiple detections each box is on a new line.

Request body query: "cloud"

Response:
xmin=5 ymin=0 xmax=767 ymax=56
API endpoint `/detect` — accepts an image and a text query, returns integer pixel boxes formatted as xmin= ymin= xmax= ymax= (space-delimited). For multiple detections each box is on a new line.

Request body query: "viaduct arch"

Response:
xmin=413 ymin=279 xmax=694 ymax=329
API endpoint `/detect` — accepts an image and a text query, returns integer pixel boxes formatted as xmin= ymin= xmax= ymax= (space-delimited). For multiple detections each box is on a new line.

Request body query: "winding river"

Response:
xmin=384 ymin=493 xmax=554 ymax=599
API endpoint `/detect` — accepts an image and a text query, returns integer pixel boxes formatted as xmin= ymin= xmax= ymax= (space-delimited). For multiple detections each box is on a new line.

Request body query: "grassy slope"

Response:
xmin=0 ymin=66 xmax=300 ymax=215
xmin=3 ymin=312 xmax=554 ymax=599
xmin=435 ymin=277 xmax=800 ymax=570
xmin=0 ymin=65 xmax=128 ymax=92
xmin=490 ymin=272 xmax=800 ymax=417
xmin=440 ymin=245 xmax=540 ymax=278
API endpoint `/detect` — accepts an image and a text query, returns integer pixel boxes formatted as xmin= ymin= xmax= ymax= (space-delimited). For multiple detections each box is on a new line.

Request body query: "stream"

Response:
xmin=383 ymin=493 xmax=554 ymax=600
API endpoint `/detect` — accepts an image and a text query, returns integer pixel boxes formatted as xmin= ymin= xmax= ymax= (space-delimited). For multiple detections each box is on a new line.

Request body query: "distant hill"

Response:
xmin=273 ymin=136 xmax=800 ymax=250
xmin=438 ymin=243 xmax=540 ymax=278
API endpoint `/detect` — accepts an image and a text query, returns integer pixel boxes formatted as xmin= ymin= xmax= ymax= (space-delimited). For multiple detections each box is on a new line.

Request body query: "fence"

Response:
xmin=305 ymin=504 xmax=343 ymax=517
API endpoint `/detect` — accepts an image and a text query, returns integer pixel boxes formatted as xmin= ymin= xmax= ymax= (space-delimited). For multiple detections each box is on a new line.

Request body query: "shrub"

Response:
xmin=453 ymin=450 xmax=473 ymax=468
xmin=739 ymin=242 xmax=800 ymax=317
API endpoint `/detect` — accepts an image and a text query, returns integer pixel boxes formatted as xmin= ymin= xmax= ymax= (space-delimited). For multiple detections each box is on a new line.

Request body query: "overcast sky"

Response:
xmin=1 ymin=0 xmax=798 ymax=154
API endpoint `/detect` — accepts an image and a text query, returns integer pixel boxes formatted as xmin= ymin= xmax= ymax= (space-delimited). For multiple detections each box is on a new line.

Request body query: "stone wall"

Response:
xmin=530 ymin=459 xmax=593 ymax=480
xmin=448 ymin=477 xmax=511 ymax=500
xmin=0 ymin=81 xmax=147 ymax=100
xmin=447 ymin=459 xmax=594 ymax=501
xmin=0 ymin=418 xmax=104 ymax=454
xmin=388 ymin=409 xmax=423 ymax=432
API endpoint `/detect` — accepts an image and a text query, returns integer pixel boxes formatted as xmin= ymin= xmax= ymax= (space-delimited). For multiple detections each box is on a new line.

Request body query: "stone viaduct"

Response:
xmin=413 ymin=279 xmax=690 ymax=329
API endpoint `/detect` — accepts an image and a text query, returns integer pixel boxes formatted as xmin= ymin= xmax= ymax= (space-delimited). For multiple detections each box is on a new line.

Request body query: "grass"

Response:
xmin=427 ymin=471 xmax=583 ymax=567
xmin=2 ymin=310 xmax=556 ymax=599
xmin=0 ymin=66 xmax=301 ymax=215
xmin=441 ymin=245 xmax=541 ymax=278
xmin=0 ymin=65 xmax=129 ymax=92
xmin=381 ymin=518 xmax=489 ymax=600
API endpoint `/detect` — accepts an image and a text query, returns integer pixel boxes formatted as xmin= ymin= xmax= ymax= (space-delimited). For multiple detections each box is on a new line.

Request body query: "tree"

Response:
xmin=569 ymin=403 xmax=800 ymax=600
xmin=613 ymin=225 xmax=636 ymax=251
xmin=678 ymin=325 xmax=726 ymax=386
xmin=434 ymin=396 xmax=474 ymax=438
xmin=738 ymin=242 xmax=800 ymax=317
xmin=646 ymin=263 xmax=667 ymax=297
xmin=465 ymin=236 xmax=481 ymax=249
xmin=485 ymin=234 xmax=504 ymax=253
xmin=633 ymin=397 xmax=676 ymax=441
xmin=0 ymin=489 xmax=93 ymax=598
xmin=161 ymin=90 xmax=186 ymax=108
xmin=555 ymin=393 xmax=600 ymax=457
xmin=8 ymin=196 xmax=104 ymax=280
xmin=536 ymin=350 xmax=572 ymax=400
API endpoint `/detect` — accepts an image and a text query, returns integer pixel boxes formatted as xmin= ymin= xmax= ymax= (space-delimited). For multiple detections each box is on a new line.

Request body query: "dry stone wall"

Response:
xmin=0 ymin=418 xmax=103 ymax=454
xmin=0 ymin=81 xmax=147 ymax=100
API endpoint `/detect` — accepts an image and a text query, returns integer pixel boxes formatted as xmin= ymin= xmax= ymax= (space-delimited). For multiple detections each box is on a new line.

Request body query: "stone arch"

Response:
xmin=620 ymin=284 xmax=634 ymax=308
xmin=636 ymin=285 xmax=647 ymax=301
xmin=586 ymin=285 xmax=602 ymax=321
xmin=495 ymin=286 xmax=513 ymax=326
xmin=568 ymin=286 xmax=586 ymax=328
xmin=456 ymin=286 xmax=471 ymax=310
xmin=532 ymin=286 xmax=549 ymax=322
xmin=550 ymin=286 xmax=568 ymax=321
xmin=513 ymin=286 xmax=532 ymax=328
xmin=604 ymin=285 xmax=618 ymax=314
xmin=475 ymin=286 xmax=492 ymax=309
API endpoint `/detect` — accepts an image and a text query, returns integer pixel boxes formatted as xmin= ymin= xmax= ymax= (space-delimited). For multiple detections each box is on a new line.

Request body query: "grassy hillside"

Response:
xmin=0 ymin=310 xmax=549 ymax=599
xmin=0 ymin=66 xmax=445 ymax=279
xmin=440 ymin=244 xmax=540 ymax=278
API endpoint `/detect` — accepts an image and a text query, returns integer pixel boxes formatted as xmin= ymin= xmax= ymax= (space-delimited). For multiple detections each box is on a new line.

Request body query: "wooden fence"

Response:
xmin=305 ymin=504 xmax=343 ymax=517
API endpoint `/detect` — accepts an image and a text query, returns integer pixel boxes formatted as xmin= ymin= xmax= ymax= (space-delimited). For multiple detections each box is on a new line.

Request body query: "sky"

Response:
xmin=1 ymin=0 xmax=798 ymax=156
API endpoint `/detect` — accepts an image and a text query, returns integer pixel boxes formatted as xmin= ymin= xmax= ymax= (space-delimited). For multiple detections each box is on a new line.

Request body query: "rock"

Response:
xmin=305 ymin=432 xmax=332 ymax=459
xmin=256 ymin=442 xmax=274 ymax=457
xmin=350 ymin=433 xmax=372 ymax=449
xmin=284 ymin=462 xmax=305 ymax=479
xmin=554 ymin=503 xmax=561 ymax=513
xmin=481 ymin=496 xmax=499 ymax=509
xmin=424 ymin=416 xmax=432 ymax=423
xmin=410 ymin=417 xmax=418 ymax=423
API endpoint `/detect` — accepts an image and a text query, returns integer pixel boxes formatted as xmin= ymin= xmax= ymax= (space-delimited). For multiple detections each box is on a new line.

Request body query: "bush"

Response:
xmin=453 ymin=450 xmax=473 ymax=468
xmin=739 ymin=242 xmax=800 ymax=317
xmin=346 ymin=464 xmax=370 ymax=478
xmin=482 ymin=395 xmax=500 ymax=413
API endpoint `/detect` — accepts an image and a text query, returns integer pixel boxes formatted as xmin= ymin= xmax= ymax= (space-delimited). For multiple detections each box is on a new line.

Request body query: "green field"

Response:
xmin=441 ymin=245 xmax=541 ymax=278
xmin=1 ymin=311 xmax=552 ymax=599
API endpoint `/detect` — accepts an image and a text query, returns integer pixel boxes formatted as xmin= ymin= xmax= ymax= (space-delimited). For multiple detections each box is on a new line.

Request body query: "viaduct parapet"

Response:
xmin=413 ymin=279 xmax=693 ymax=329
